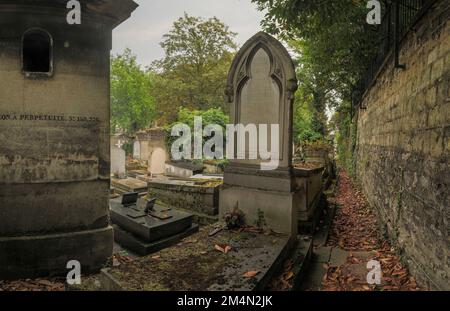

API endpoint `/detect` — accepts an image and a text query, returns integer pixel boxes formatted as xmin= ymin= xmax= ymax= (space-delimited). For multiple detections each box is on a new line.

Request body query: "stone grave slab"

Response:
xmin=99 ymin=225 xmax=293 ymax=291
xmin=111 ymin=177 xmax=148 ymax=194
xmin=113 ymin=224 xmax=199 ymax=256
xmin=110 ymin=198 xmax=195 ymax=242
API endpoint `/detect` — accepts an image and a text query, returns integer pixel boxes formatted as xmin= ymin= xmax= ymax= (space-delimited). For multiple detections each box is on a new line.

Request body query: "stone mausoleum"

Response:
xmin=0 ymin=0 xmax=138 ymax=278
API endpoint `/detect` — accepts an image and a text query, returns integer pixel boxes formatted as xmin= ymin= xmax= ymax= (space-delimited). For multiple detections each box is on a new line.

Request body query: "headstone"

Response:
xmin=134 ymin=128 xmax=168 ymax=168
xmin=110 ymin=196 xmax=199 ymax=255
xmin=111 ymin=145 xmax=126 ymax=178
xmin=149 ymin=147 xmax=166 ymax=175
xmin=219 ymin=32 xmax=299 ymax=234
xmin=133 ymin=140 xmax=141 ymax=160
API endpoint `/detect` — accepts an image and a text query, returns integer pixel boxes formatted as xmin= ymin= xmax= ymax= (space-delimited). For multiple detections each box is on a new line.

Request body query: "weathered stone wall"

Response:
xmin=0 ymin=13 xmax=111 ymax=235
xmin=356 ymin=1 xmax=449 ymax=290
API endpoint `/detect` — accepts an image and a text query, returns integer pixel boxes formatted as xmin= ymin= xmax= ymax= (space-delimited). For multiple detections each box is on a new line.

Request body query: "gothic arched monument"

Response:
xmin=219 ymin=32 xmax=300 ymax=234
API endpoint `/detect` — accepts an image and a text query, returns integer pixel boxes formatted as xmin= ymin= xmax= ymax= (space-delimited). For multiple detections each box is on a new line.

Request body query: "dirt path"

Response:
xmin=303 ymin=170 xmax=421 ymax=291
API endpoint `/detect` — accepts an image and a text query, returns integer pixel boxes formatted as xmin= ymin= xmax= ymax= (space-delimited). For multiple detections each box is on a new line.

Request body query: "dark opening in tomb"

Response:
xmin=22 ymin=29 xmax=52 ymax=74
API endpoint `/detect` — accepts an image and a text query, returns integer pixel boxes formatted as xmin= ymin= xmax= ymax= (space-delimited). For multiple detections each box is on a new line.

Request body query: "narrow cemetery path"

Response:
xmin=302 ymin=170 xmax=421 ymax=291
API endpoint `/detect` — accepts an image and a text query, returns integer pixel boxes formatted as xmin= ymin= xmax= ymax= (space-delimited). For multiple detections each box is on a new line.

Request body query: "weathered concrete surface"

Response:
xmin=99 ymin=226 xmax=293 ymax=291
xmin=147 ymin=178 xmax=220 ymax=216
xmin=111 ymin=177 xmax=148 ymax=194
xmin=356 ymin=0 xmax=450 ymax=290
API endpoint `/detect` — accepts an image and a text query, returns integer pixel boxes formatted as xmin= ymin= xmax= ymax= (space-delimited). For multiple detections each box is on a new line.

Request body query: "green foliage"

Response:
xmin=111 ymin=49 xmax=156 ymax=134
xmin=253 ymin=0 xmax=381 ymax=167
xmin=332 ymin=101 xmax=357 ymax=176
xmin=151 ymin=13 xmax=237 ymax=122
xmin=164 ymin=107 xmax=230 ymax=158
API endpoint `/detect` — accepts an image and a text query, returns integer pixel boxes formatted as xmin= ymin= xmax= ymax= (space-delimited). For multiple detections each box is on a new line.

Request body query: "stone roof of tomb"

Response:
xmin=0 ymin=0 xmax=138 ymax=27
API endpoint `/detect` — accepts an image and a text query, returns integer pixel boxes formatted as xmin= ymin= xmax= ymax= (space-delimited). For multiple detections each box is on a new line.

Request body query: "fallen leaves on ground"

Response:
xmin=322 ymin=170 xmax=420 ymax=291
xmin=0 ymin=278 xmax=65 ymax=291
xmin=214 ymin=244 xmax=232 ymax=254
xmin=243 ymin=270 xmax=261 ymax=278
xmin=267 ymin=259 xmax=295 ymax=290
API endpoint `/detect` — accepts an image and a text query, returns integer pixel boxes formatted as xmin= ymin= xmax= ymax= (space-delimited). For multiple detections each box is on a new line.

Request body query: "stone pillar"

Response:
xmin=0 ymin=0 xmax=138 ymax=279
xmin=219 ymin=32 xmax=299 ymax=234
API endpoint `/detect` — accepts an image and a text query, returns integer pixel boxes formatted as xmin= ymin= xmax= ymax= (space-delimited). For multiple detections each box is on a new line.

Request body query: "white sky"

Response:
xmin=112 ymin=0 xmax=265 ymax=66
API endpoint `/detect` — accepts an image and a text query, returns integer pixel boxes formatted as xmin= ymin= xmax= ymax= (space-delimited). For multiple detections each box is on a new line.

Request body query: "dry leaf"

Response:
xmin=243 ymin=270 xmax=261 ymax=278
xmin=285 ymin=271 xmax=294 ymax=281
xmin=215 ymin=244 xmax=231 ymax=254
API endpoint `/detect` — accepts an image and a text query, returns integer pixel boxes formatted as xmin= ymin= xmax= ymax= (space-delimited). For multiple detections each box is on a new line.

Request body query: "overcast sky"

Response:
xmin=112 ymin=0 xmax=265 ymax=66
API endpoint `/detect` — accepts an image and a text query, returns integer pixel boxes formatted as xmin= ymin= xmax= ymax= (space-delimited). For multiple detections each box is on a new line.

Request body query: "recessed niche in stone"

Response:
xmin=22 ymin=29 xmax=53 ymax=75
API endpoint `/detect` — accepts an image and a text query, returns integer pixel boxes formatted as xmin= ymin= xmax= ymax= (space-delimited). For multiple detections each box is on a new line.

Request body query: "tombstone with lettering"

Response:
xmin=0 ymin=0 xmax=138 ymax=279
xmin=219 ymin=32 xmax=299 ymax=234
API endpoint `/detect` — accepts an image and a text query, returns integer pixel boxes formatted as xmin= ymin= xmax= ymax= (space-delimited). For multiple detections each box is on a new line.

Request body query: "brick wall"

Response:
xmin=356 ymin=0 xmax=449 ymax=290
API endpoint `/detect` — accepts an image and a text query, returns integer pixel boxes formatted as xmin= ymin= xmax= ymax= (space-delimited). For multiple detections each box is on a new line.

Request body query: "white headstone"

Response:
xmin=133 ymin=140 xmax=141 ymax=160
xmin=149 ymin=147 xmax=166 ymax=175
xmin=111 ymin=146 xmax=126 ymax=178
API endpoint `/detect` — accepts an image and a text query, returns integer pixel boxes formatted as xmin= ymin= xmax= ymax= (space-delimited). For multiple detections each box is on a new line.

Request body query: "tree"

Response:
xmin=164 ymin=107 xmax=230 ymax=158
xmin=152 ymin=13 xmax=237 ymax=122
xmin=111 ymin=49 xmax=156 ymax=134
xmin=252 ymin=0 xmax=381 ymax=162
xmin=252 ymin=0 xmax=379 ymax=104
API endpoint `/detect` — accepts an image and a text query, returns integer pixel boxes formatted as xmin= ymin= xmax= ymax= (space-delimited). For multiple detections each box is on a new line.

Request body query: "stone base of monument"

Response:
xmin=0 ymin=227 xmax=113 ymax=280
xmin=293 ymin=166 xmax=326 ymax=234
xmin=98 ymin=225 xmax=303 ymax=291
xmin=110 ymin=198 xmax=198 ymax=256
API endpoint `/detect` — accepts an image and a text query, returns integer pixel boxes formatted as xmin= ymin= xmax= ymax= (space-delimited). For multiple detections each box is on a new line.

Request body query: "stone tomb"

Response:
xmin=165 ymin=160 xmax=204 ymax=178
xmin=0 ymin=0 xmax=138 ymax=279
xmin=134 ymin=128 xmax=168 ymax=176
xmin=219 ymin=32 xmax=300 ymax=235
xmin=110 ymin=196 xmax=198 ymax=255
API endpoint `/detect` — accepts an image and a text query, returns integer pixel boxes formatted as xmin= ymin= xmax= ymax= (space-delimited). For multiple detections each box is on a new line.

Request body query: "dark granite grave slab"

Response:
xmin=110 ymin=198 xmax=194 ymax=242
xmin=113 ymin=224 xmax=199 ymax=256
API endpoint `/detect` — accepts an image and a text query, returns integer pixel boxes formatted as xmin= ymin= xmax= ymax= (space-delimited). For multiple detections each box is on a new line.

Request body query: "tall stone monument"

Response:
xmin=0 ymin=0 xmax=138 ymax=278
xmin=219 ymin=32 xmax=299 ymax=234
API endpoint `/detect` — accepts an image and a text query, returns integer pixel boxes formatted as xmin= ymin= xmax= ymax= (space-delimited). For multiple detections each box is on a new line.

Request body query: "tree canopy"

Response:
xmin=152 ymin=13 xmax=237 ymax=123
xmin=111 ymin=48 xmax=156 ymax=134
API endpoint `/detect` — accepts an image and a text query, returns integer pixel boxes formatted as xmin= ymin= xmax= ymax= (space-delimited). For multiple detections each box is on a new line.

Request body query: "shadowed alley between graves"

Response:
xmin=299 ymin=171 xmax=421 ymax=291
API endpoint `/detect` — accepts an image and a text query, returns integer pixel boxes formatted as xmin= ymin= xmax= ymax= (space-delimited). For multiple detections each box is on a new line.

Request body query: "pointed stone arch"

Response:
xmin=225 ymin=32 xmax=298 ymax=169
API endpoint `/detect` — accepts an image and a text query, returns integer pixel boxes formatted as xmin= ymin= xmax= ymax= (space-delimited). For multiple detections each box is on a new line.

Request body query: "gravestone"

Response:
xmin=133 ymin=128 xmax=168 ymax=174
xmin=219 ymin=32 xmax=299 ymax=234
xmin=111 ymin=139 xmax=126 ymax=178
xmin=165 ymin=161 xmax=204 ymax=178
xmin=149 ymin=147 xmax=166 ymax=175
xmin=133 ymin=140 xmax=141 ymax=160
xmin=0 ymin=0 xmax=138 ymax=279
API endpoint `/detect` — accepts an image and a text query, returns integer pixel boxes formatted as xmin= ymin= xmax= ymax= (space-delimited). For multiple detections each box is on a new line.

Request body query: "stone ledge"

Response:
xmin=0 ymin=226 xmax=113 ymax=280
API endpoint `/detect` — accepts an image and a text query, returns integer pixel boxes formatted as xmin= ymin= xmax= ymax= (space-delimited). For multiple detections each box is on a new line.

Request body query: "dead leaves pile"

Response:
xmin=327 ymin=172 xmax=378 ymax=251
xmin=267 ymin=259 xmax=295 ymax=291
xmin=0 ymin=278 xmax=65 ymax=291
xmin=322 ymin=171 xmax=420 ymax=291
